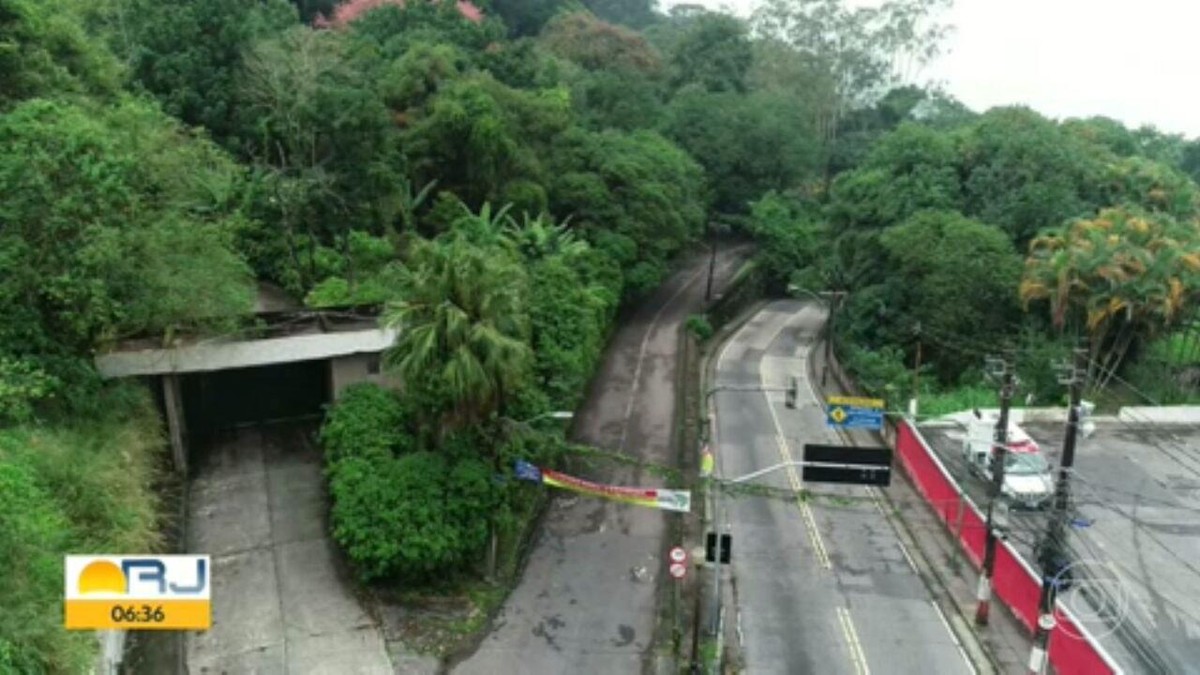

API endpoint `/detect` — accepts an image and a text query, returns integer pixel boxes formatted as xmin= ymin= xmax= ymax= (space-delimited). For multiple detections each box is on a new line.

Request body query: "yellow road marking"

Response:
xmin=758 ymin=312 xmax=833 ymax=571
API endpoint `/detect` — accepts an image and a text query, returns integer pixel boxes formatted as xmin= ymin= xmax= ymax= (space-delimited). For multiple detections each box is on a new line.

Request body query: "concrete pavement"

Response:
xmin=713 ymin=301 xmax=976 ymax=675
xmin=186 ymin=424 xmax=397 ymax=674
xmin=454 ymin=251 xmax=746 ymax=675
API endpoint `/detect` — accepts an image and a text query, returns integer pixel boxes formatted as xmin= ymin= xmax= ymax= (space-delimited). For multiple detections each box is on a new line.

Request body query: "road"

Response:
xmin=714 ymin=300 xmax=975 ymax=675
xmin=186 ymin=423 xmax=392 ymax=674
xmin=455 ymin=249 xmax=746 ymax=675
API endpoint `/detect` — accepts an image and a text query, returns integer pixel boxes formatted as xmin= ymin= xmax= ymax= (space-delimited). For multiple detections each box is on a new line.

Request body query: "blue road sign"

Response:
xmin=826 ymin=405 xmax=884 ymax=431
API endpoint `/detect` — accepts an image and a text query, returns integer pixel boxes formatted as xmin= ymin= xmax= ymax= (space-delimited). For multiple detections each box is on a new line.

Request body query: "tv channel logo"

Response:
xmin=64 ymin=555 xmax=211 ymax=630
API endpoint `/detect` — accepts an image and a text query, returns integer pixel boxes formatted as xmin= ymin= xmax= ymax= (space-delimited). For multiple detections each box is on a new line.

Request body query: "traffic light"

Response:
xmin=785 ymin=376 xmax=798 ymax=409
xmin=705 ymin=532 xmax=732 ymax=564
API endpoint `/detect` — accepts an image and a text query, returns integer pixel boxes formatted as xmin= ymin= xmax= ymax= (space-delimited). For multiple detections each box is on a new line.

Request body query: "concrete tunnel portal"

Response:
xmin=95 ymin=318 xmax=397 ymax=474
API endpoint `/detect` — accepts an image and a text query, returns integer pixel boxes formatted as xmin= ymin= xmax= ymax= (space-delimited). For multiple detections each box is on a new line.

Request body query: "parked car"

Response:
xmin=962 ymin=413 xmax=1054 ymax=509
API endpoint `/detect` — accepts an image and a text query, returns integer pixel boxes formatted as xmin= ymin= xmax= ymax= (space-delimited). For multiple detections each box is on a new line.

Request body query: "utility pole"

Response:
xmin=1028 ymin=346 xmax=1088 ymax=674
xmin=975 ymin=351 xmax=1016 ymax=627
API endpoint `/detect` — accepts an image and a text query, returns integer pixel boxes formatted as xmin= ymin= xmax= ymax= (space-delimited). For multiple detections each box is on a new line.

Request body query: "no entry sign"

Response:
xmin=669 ymin=546 xmax=688 ymax=579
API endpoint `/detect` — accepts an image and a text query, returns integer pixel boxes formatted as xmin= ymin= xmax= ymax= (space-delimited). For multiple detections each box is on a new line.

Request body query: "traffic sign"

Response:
xmin=827 ymin=396 xmax=884 ymax=409
xmin=669 ymin=546 xmax=688 ymax=564
xmin=825 ymin=398 xmax=885 ymax=431
xmin=669 ymin=562 xmax=687 ymax=579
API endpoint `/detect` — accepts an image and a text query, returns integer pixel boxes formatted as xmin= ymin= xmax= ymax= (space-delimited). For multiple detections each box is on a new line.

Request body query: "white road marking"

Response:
xmin=930 ymin=600 xmax=978 ymax=675
xmin=836 ymin=606 xmax=871 ymax=675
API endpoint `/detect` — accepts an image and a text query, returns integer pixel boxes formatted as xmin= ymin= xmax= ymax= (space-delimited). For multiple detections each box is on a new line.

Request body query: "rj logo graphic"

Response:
xmin=64 ymin=555 xmax=211 ymax=630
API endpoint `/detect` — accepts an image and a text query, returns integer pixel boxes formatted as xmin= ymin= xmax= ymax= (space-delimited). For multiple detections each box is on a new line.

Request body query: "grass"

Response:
xmin=0 ymin=386 xmax=166 ymax=673
xmin=698 ymin=637 xmax=720 ymax=674
xmin=1146 ymin=326 xmax=1200 ymax=366
xmin=914 ymin=384 xmax=999 ymax=419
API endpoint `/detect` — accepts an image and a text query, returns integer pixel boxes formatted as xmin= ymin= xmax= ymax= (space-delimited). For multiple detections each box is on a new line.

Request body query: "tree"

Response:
xmin=236 ymin=26 xmax=406 ymax=291
xmin=747 ymin=192 xmax=826 ymax=293
xmin=539 ymin=11 xmax=664 ymax=74
xmin=505 ymin=214 xmax=616 ymax=406
xmin=382 ymin=237 xmax=532 ymax=426
xmin=0 ymin=0 xmax=121 ymax=109
xmin=327 ymin=448 xmax=490 ymax=581
xmin=0 ymin=98 xmax=254 ymax=368
xmin=123 ymin=0 xmax=297 ymax=143
xmin=751 ymin=0 xmax=951 ymax=149
xmin=1020 ymin=207 xmax=1200 ymax=387
xmin=403 ymin=73 xmax=571 ymax=209
xmin=667 ymin=12 xmax=753 ymax=93
xmin=548 ymin=127 xmax=706 ymax=296
xmin=489 ymin=0 xmax=568 ymax=36
xmin=827 ymin=121 xmax=961 ymax=230
xmin=958 ymin=106 xmax=1108 ymax=246
xmin=581 ymin=0 xmax=657 ymax=29
xmin=878 ymin=210 xmax=1023 ymax=380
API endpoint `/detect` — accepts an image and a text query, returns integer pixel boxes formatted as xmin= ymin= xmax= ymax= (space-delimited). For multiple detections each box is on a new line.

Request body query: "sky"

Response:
xmin=662 ymin=0 xmax=1200 ymax=139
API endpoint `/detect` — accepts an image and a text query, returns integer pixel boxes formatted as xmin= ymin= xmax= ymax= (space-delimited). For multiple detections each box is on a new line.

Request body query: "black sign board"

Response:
xmin=802 ymin=444 xmax=893 ymax=486
xmin=803 ymin=444 xmax=892 ymax=467
xmin=802 ymin=464 xmax=892 ymax=486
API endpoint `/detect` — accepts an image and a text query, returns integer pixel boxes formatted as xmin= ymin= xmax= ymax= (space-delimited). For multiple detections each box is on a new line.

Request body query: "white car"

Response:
xmin=962 ymin=415 xmax=1054 ymax=509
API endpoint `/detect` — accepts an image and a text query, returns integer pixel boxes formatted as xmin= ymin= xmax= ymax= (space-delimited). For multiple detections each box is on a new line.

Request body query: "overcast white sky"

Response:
xmin=662 ymin=0 xmax=1200 ymax=139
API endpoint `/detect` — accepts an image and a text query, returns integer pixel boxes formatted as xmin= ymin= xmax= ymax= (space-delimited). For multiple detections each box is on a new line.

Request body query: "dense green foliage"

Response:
xmin=6 ymin=0 xmax=1200 ymax=664
xmin=755 ymin=103 xmax=1200 ymax=406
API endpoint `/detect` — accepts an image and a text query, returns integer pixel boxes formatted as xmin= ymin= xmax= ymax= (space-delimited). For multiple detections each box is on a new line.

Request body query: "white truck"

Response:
xmin=962 ymin=414 xmax=1054 ymax=509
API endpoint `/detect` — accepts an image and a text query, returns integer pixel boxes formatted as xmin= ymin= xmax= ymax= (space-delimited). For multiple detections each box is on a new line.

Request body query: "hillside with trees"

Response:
xmin=3 ymin=0 xmax=1200 ymax=669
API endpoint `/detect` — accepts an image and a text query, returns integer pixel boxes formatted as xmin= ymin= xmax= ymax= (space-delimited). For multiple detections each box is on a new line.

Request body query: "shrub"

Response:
xmin=328 ymin=450 xmax=491 ymax=582
xmin=685 ymin=314 xmax=713 ymax=341
xmin=320 ymin=383 xmax=416 ymax=466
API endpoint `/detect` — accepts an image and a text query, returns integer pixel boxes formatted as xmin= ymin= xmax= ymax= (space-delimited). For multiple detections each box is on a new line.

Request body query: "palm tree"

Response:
xmin=503 ymin=212 xmax=586 ymax=261
xmin=382 ymin=235 xmax=533 ymax=579
xmin=1021 ymin=207 xmax=1200 ymax=389
xmin=382 ymin=237 xmax=531 ymax=429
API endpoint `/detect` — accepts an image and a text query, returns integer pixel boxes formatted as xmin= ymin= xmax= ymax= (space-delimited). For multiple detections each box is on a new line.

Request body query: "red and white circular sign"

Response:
xmin=669 ymin=562 xmax=687 ymax=579
xmin=669 ymin=546 xmax=688 ymax=564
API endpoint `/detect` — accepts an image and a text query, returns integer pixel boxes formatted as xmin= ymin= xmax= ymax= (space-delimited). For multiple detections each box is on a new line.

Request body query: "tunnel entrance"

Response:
xmin=181 ymin=359 xmax=330 ymax=449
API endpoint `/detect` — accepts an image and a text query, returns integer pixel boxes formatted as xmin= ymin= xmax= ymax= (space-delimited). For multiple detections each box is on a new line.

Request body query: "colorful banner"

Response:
xmin=514 ymin=460 xmax=691 ymax=513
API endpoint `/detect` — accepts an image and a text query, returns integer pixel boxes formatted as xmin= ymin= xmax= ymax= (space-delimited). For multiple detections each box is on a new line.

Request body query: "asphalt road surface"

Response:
xmin=714 ymin=300 xmax=975 ymax=675
xmin=455 ymin=249 xmax=746 ymax=675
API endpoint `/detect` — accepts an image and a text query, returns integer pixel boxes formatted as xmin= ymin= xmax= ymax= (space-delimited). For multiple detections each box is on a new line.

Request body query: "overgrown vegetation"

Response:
xmin=6 ymin=0 xmax=1200 ymax=667
xmin=0 ymin=389 xmax=163 ymax=672
xmin=321 ymin=383 xmax=566 ymax=584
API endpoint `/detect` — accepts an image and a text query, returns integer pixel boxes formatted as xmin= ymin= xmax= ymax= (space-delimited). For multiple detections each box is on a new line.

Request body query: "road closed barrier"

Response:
xmin=894 ymin=421 xmax=1122 ymax=675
